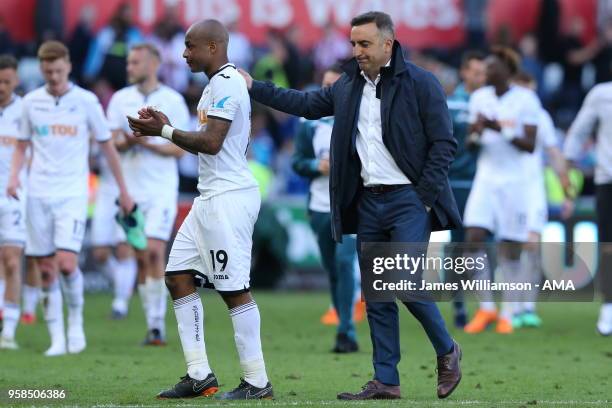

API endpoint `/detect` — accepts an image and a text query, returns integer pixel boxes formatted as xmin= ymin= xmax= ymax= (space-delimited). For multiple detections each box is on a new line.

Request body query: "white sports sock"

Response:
xmin=500 ymin=258 xmax=522 ymax=320
xmin=43 ymin=282 xmax=65 ymax=345
xmin=138 ymin=283 xmax=152 ymax=330
xmin=522 ymin=249 xmax=541 ymax=311
xmin=230 ymin=301 xmax=269 ymax=388
xmin=60 ymin=268 xmax=84 ymax=331
xmin=0 ymin=278 xmax=5 ymax=311
xmin=117 ymin=258 xmax=137 ymax=302
xmin=1 ymin=302 xmax=20 ymax=339
xmin=100 ymin=255 xmax=117 ymax=280
xmin=112 ymin=258 xmax=137 ymax=314
xmin=469 ymin=249 xmax=496 ymax=311
xmin=173 ymin=292 xmax=211 ymax=380
xmin=148 ymin=278 xmax=167 ymax=334
xmin=22 ymin=284 xmax=41 ymax=315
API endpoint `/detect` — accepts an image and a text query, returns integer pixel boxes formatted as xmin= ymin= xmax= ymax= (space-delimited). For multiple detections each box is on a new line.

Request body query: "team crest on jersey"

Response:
xmin=0 ymin=136 xmax=17 ymax=146
xmin=198 ymin=109 xmax=208 ymax=126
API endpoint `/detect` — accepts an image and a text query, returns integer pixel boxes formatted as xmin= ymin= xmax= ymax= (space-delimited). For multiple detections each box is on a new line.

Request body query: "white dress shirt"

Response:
xmin=356 ymin=60 xmax=411 ymax=186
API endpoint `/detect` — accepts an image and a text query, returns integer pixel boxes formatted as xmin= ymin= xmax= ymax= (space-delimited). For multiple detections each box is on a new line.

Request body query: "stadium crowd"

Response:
xmin=1 ymin=1 xmax=608 ymax=198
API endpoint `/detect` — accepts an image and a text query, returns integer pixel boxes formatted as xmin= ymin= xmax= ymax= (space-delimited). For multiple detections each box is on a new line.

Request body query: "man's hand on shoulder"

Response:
xmin=238 ymin=68 xmax=253 ymax=90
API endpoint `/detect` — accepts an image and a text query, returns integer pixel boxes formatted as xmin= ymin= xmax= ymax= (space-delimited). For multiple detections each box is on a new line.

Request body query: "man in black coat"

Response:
xmin=240 ymin=11 xmax=462 ymax=400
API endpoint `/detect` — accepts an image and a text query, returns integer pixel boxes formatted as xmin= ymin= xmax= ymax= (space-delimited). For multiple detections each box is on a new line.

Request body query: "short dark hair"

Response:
xmin=0 ymin=54 xmax=18 ymax=70
xmin=350 ymin=11 xmax=395 ymax=39
xmin=490 ymin=46 xmax=521 ymax=75
xmin=460 ymin=50 xmax=485 ymax=69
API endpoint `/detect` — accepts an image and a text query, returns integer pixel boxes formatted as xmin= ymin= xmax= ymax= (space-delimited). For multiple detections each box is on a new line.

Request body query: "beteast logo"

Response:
xmin=33 ymin=124 xmax=78 ymax=137
xmin=0 ymin=135 xmax=17 ymax=146
xmin=198 ymin=109 xmax=208 ymax=126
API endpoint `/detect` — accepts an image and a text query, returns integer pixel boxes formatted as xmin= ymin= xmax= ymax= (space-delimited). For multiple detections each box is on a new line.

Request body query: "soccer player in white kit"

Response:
xmin=462 ymin=47 xmax=540 ymax=334
xmin=104 ymin=43 xmax=188 ymax=344
xmin=127 ymin=20 xmax=273 ymax=400
xmin=513 ymin=72 xmax=571 ymax=329
xmin=0 ymin=55 xmax=26 ymax=349
xmin=7 ymin=41 xmax=135 ymax=356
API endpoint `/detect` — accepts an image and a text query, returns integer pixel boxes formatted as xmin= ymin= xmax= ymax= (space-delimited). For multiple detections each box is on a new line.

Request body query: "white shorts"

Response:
xmin=122 ymin=195 xmax=178 ymax=242
xmin=91 ymin=189 xmax=119 ymax=247
xmin=166 ymin=188 xmax=260 ymax=292
xmin=25 ymin=195 xmax=88 ymax=256
xmin=91 ymin=193 xmax=177 ymax=246
xmin=463 ymin=180 xmax=529 ymax=242
xmin=527 ymin=178 xmax=548 ymax=234
xmin=0 ymin=195 xmax=26 ymax=247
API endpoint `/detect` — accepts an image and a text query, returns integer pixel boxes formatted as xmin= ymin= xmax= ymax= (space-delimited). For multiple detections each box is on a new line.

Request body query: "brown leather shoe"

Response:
xmin=337 ymin=380 xmax=401 ymax=400
xmin=437 ymin=340 xmax=462 ymax=399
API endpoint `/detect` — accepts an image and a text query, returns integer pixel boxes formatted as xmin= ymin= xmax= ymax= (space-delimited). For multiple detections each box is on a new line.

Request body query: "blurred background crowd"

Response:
xmin=1 ymin=0 xmax=608 ymax=286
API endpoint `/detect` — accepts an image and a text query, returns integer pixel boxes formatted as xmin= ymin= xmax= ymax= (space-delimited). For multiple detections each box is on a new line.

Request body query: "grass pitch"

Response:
xmin=1 ymin=291 xmax=611 ymax=407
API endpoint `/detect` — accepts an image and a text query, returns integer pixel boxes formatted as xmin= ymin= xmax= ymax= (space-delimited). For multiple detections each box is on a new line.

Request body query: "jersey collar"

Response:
xmin=209 ymin=63 xmax=236 ymax=80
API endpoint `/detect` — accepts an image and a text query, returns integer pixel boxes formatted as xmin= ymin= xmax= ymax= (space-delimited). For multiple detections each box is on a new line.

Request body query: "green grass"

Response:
xmin=1 ymin=292 xmax=611 ymax=407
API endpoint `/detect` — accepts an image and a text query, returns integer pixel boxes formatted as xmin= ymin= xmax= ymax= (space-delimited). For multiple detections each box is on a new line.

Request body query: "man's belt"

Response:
xmin=363 ymin=184 xmax=409 ymax=194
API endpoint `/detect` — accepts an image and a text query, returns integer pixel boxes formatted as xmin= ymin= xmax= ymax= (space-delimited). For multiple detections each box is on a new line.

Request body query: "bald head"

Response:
xmin=187 ymin=19 xmax=229 ymax=49
xmin=183 ymin=19 xmax=230 ymax=76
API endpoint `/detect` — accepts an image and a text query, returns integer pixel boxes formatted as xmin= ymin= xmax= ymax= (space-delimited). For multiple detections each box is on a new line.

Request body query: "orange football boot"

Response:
xmin=464 ymin=309 xmax=498 ymax=333
xmin=495 ymin=317 xmax=514 ymax=334
xmin=320 ymin=307 xmax=339 ymax=325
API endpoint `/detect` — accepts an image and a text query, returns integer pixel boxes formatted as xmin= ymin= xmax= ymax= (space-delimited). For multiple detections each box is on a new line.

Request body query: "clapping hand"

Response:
xmin=127 ymin=107 xmax=172 ymax=137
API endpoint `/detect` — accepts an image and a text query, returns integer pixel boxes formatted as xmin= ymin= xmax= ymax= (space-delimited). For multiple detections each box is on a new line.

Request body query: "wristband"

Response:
xmin=161 ymin=125 xmax=174 ymax=141
xmin=501 ymin=127 xmax=515 ymax=141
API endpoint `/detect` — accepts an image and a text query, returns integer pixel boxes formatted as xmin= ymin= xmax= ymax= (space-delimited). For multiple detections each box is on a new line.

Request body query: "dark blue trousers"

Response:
xmin=357 ymin=185 xmax=454 ymax=386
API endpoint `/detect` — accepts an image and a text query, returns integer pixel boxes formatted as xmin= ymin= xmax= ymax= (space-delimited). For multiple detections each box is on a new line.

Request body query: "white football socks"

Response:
xmin=0 ymin=278 xmax=5 ymax=311
xmin=43 ymin=281 xmax=65 ymax=346
xmin=230 ymin=301 xmax=269 ymax=388
xmin=138 ymin=282 xmax=152 ymax=330
xmin=112 ymin=257 xmax=137 ymax=314
xmin=522 ymin=249 xmax=541 ymax=313
xmin=60 ymin=268 xmax=84 ymax=333
xmin=173 ymin=292 xmax=211 ymax=380
xmin=1 ymin=302 xmax=20 ymax=339
xmin=148 ymin=278 xmax=167 ymax=335
xmin=499 ymin=258 xmax=522 ymax=320
xmin=469 ymin=249 xmax=496 ymax=311
xmin=22 ymin=284 xmax=41 ymax=315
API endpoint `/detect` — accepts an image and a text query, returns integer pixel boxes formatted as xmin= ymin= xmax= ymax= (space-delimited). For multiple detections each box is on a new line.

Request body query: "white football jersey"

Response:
xmin=19 ymin=84 xmax=110 ymax=198
xmin=106 ymin=84 xmax=189 ymax=199
xmin=309 ymin=117 xmax=333 ymax=213
xmin=468 ymin=85 xmax=541 ymax=184
xmin=196 ymin=63 xmax=258 ymax=199
xmin=0 ymin=95 xmax=24 ymax=195
xmin=525 ymin=108 xmax=557 ymax=184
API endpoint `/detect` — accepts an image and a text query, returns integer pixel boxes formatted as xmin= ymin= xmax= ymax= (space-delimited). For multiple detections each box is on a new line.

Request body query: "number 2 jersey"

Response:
xmin=19 ymin=84 xmax=111 ymax=198
xmin=196 ymin=63 xmax=257 ymax=199
xmin=0 ymin=95 xmax=24 ymax=195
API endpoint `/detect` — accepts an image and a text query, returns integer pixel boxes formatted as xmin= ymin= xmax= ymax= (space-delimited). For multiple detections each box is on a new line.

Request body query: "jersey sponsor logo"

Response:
xmin=198 ymin=109 xmax=208 ymax=126
xmin=214 ymin=96 xmax=231 ymax=109
xmin=33 ymin=124 xmax=78 ymax=137
xmin=0 ymin=135 xmax=17 ymax=146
